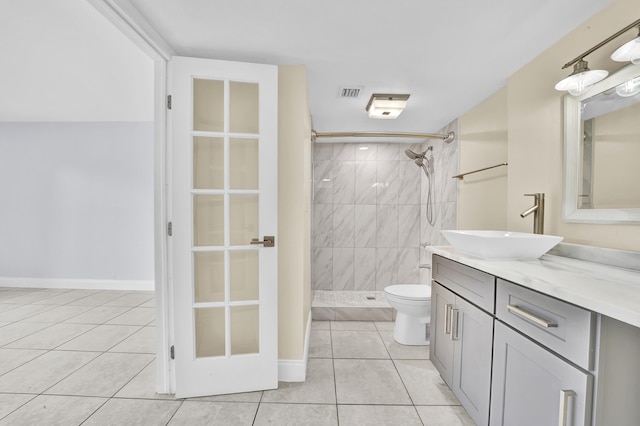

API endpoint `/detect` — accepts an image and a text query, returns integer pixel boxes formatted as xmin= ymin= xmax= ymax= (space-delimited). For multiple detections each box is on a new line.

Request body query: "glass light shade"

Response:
xmin=610 ymin=37 xmax=640 ymax=65
xmin=615 ymin=77 xmax=640 ymax=97
xmin=554 ymin=69 xmax=609 ymax=96
xmin=367 ymin=100 xmax=407 ymax=119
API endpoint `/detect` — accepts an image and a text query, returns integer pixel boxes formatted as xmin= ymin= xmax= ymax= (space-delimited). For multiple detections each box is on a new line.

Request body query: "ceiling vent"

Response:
xmin=338 ymin=86 xmax=363 ymax=99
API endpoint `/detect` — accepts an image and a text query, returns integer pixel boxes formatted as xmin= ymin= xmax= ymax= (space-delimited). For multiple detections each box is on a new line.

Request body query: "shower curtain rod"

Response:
xmin=312 ymin=130 xmax=455 ymax=143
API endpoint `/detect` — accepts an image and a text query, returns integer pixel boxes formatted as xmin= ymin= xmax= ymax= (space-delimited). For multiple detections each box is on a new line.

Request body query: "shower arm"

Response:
xmin=312 ymin=130 xmax=455 ymax=143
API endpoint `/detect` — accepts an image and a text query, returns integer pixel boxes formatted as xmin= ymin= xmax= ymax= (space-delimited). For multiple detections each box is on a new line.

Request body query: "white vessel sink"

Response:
xmin=440 ymin=230 xmax=563 ymax=259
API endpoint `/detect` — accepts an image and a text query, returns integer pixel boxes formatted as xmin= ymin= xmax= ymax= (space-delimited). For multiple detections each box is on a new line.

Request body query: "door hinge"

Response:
xmin=167 ymin=221 xmax=173 ymax=236
xmin=167 ymin=95 xmax=172 ymax=110
xmin=170 ymin=345 xmax=175 ymax=359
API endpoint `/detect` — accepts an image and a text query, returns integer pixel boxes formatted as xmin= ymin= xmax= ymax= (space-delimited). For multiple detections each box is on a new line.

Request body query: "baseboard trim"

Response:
xmin=0 ymin=277 xmax=154 ymax=291
xmin=278 ymin=310 xmax=312 ymax=382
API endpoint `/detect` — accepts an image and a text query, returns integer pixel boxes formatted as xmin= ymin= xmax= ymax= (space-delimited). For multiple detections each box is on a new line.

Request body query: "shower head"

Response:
xmin=404 ymin=149 xmax=422 ymax=160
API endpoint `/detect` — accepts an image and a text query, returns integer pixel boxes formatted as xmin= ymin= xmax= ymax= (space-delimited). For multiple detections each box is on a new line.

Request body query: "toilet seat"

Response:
xmin=384 ymin=284 xmax=431 ymax=301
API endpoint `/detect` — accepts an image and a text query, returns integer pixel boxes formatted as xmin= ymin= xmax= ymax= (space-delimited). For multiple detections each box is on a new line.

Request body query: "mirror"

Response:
xmin=563 ymin=63 xmax=640 ymax=224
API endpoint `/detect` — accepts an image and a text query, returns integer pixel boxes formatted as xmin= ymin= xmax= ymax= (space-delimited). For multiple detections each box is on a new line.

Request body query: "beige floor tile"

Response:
xmin=0 ymin=394 xmax=36 ymax=419
xmin=106 ymin=307 xmax=155 ymax=325
xmin=5 ymin=323 xmax=96 ymax=350
xmin=0 ymin=348 xmax=47 ymax=376
xmin=0 ymin=304 xmax=19 ymax=314
xmin=331 ymin=330 xmax=389 ymax=359
xmin=31 ymin=290 xmax=98 ymax=305
xmin=311 ymin=320 xmax=331 ymax=330
xmin=262 ymin=358 xmax=336 ymax=404
xmin=379 ymin=330 xmax=430 ymax=360
xmin=22 ymin=305 xmax=93 ymax=323
xmin=63 ymin=306 xmax=131 ymax=324
xmin=0 ymin=350 xmax=99 ymax=393
xmin=338 ymin=405 xmax=423 ymax=426
xmin=109 ymin=325 xmax=156 ymax=353
xmin=56 ymin=324 xmax=142 ymax=351
xmin=334 ymin=359 xmax=412 ymax=405
xmin=115 ymin=360 xmax=176 ymax=400
xmin=168 ymin=401 xmax=258 ymax=425
xmin=67 ymin=291 xmax=127 ymax=306
xmin=394 ymin=359 xmax=460 ymax=405
xmin=415 ymin=405 xmax=475 ymax=425
xmin=82 ymin=398 xmax=182 ymax=425
xmin=330 ymin=320 xmax=376 ymax=331
xmin=0 ymin=304 xmax=57 ymax=322
xmin=103 ymin=292 xmax=155 ymax=307
xmin=191 ymin=391 xmax=263 ymax=403
xmin=0 ymin=395 xmax=106 ymax=426
xmin=374 ymin=321 xmax=396 ymax=331
xmin=254 ymin=403 xmax=338 ymax=426
xmin=308 ymin=329 xmax=332 ymax=358
xmin=45 ymin=352 xmax=153 ymax=397
xmin=0 ymin=322 xmax=51 ymax=346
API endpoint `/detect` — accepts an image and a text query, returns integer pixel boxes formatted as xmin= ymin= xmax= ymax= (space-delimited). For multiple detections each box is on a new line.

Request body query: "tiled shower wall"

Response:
xmin=312 ymin=120 xmax=458 ymax=292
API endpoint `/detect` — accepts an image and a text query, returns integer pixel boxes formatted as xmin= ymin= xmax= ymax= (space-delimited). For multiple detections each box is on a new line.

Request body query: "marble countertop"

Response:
xmin=428 ymin=246 xmax=640 ymax=329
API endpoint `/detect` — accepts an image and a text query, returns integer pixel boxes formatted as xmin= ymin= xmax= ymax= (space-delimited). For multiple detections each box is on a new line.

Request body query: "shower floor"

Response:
xmin=312 ymin=290 xmax=394 ymax=321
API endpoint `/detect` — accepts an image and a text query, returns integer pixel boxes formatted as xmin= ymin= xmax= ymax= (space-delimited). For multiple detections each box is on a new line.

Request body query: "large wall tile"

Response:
xmin=312 ymin=248 xmax=333 ymax=290
xmin=398 ymin=205 xmax=420 ymax=248
xmin=398 ymin=163 xmax=421 ymax=205
xmin=356 ymin=144 xmax=377 ymax=161
xmin=354 ymin=248 xmax=376 ymax=291
xmin=333 ymin=248 xmax=355 ymax=291
xmin=377 ymin=161 xmax=399 ymax=204
xmin=333 ymin=144 xmax=355 ymax=161
xmin=312 ymin=204 xmax=333 ymax=248
xmin=354 ymin=205 xmax=376 ymax=248
xmin=313 ymin=161 xmax=333 ymax=204
xmin=376 ymin=248 xmax=398 ymax=290
xmin=397 ymin=248 xmax=420 ymax=285
xmin=354 ymin=161 xmax=377 ymax=204
xmin=314 ymin=143 xmax=333 ymax=161
xmin=333 ymin=204 xmax=355 ymax=248
xmin=333 ymin=161 xmax=355 ymax=204
xmin=376 ymin=205 xmax=398 ymax=248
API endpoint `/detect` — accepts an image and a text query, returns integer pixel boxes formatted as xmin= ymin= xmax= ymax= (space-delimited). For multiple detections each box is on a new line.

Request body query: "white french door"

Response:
xmin=169 ymin=56 xmax=278 ymax=398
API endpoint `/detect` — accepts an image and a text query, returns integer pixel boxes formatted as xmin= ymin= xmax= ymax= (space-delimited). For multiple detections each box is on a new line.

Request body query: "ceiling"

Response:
xmin=126 ymin=0 xmax=612 ymax=139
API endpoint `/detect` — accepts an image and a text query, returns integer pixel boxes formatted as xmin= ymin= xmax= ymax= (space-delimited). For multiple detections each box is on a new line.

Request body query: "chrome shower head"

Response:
xmin=404 ymin=149 xmax=421 ymax=160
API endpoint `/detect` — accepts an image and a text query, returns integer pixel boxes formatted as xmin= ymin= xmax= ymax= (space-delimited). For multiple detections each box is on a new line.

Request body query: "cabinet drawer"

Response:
xmin=432 ymin=255 xmax=495 ymax=313
xmin=496 ymin=279 xmax=596 ymax=370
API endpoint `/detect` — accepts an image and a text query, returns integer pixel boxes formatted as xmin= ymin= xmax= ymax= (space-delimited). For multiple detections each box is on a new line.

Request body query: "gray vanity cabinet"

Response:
xmin=431 ymin=255 xmax=495 ymax=426
xmin=490 ymin=321 xmax=593 ymax=426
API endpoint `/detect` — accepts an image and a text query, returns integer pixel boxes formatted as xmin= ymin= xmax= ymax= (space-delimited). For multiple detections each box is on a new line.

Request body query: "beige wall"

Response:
xmin=278 ymin=65 xmax=312 ymax=360
xmin=458 ymin=88 xmax=508 ymax=230
xmin=459 ymin=0 xmax=640 ymax=251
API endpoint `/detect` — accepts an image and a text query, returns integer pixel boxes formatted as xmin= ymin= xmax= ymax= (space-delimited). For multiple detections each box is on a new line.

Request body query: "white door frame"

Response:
xmin=87 ymin=0 xmax=176 ymax=394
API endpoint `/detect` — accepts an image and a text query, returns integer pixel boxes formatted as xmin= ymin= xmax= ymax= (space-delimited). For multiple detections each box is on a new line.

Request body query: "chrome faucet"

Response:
xmin=520 ymin=193 xmax=545 ymax=234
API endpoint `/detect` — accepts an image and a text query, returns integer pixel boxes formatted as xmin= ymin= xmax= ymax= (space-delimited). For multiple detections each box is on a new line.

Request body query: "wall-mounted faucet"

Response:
xmin=520 ymin=193 xmax=545 ymax=234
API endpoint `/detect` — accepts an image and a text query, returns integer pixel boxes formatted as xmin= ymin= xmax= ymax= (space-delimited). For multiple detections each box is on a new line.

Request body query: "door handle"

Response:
xmin=451 ymin=309 xmax=459 ymax=341
xmin=444 ymin=304 xmax=453 ymax=335
xmin=558 ymin=389 xmax=576 ymax=426
xmin=250 ymin=236 xmax=275 ymax=247
xmin=507 ymin=304 xmax=557 ymax=328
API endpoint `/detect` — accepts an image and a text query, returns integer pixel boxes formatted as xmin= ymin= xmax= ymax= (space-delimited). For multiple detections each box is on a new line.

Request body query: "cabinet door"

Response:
xmin=490 ymin=322 xmax=593 ymax=426
xmin=430 ymin=282 xmax=456 ymax=387
xmin=452 ymin=296 xmax=494 ymax=426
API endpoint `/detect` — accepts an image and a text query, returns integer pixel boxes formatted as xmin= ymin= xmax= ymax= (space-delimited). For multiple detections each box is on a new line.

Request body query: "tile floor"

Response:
xmin=0 ymin=287 xmax=474 ymax=425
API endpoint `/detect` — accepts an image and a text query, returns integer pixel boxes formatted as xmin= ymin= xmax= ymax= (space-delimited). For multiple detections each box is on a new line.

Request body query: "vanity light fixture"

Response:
xmin=365 ymin=93 xmax=410 ymax=119
xmin=611 ymin=25 xmax=640 ymax=64
xmin=555 ymin=18 xmax=640 ymax=96
xmin=615 ymin=76 xmax=640 ymax=97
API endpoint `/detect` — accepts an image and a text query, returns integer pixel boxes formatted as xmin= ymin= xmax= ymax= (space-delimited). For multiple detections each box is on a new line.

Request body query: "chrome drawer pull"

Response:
xmin=558 ymin=389 xmax=576 ymax=426
xmin=507 ymin=304 xmax=558 ymax=328
xmin=444 ymin=304 xmax=453 ymax=334
xmin=451 ymin=309 xmax=460 ymax=341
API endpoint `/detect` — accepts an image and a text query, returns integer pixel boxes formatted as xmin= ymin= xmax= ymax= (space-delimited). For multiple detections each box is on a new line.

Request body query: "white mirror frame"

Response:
xmin=563 ymin=63 xmax=640 ymax=224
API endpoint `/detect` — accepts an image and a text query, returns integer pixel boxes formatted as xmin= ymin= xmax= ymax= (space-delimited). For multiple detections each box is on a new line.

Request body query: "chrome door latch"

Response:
xmin=250 ymin=236 xmax=275 ymax=247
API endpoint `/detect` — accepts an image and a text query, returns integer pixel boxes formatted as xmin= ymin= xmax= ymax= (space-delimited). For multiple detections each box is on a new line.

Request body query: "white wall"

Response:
xmin=0 ymin=0 xmax=155 ymax=287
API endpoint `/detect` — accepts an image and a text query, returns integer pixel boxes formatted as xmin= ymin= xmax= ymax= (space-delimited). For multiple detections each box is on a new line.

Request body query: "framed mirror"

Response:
xmin=563 ymin=63 xmax=640 ymax=224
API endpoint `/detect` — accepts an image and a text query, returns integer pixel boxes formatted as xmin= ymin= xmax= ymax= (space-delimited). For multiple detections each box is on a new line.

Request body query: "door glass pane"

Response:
xmin=195 ymin=307 xmax=225 ymax=358
xmin=194 ymin=251 xmax=225 ymax=303
xmin=193 ymin=79 xmax=224 ymax=132
xmin=194 ymin=137 xmax=224 ymax=189
xmin=230 ymin=250 xmax=259 ymax=301
xmin=194 ymin=195 xmax=224 ymax=246
xmin=229 ymin=81 xmax=259 ymax=134
xmin=231 ymin=305 xmax=259 ymax=355
xmin=230 ymin=138 xmax=259 ymax=190
xmin=229 ymin=195 xmax=258 ymax=246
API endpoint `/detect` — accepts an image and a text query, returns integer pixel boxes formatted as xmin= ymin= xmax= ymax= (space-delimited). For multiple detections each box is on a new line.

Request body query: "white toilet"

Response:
xmin=384 ymin=284 xmax=431 ymax=346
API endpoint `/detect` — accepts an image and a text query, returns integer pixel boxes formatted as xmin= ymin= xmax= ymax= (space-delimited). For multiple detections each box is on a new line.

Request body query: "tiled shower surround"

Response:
xmin=311 ymin=120 xmax=458 ymax=293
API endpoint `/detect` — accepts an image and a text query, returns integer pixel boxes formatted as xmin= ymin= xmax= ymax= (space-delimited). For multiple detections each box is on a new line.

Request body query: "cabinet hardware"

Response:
xmin=445 ymin=303 xmax=453 ymax=334
xmin=451 ymin=309 xmax=460 ymax=341
xmin=558 ymin=389 xmax=576 ymax=426
xmin=507 ymin=304 xmax=557 ymax=328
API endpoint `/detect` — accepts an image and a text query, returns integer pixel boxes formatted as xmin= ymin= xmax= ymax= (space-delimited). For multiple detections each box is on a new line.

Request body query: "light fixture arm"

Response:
xmin=562 ymin=19 xmax=640 ymax=69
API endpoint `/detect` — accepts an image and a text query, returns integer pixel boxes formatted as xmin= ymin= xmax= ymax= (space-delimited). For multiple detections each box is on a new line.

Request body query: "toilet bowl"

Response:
xmin=384 ymin=284 xmax=431 ymax=346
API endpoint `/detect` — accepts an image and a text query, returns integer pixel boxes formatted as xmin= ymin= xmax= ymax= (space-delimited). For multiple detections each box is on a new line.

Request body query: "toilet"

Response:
xmin=384 ymin=284 xmax=431 ymax=345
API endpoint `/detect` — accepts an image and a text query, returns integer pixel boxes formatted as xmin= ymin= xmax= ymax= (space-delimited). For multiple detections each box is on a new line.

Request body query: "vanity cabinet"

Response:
xmin=431 ymin=256 xmax=495 ymax=426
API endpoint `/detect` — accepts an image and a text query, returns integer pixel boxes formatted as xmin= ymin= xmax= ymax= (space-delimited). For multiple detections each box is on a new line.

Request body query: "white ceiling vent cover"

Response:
xmin=338 ymin=86 xmax=363 ymax=99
